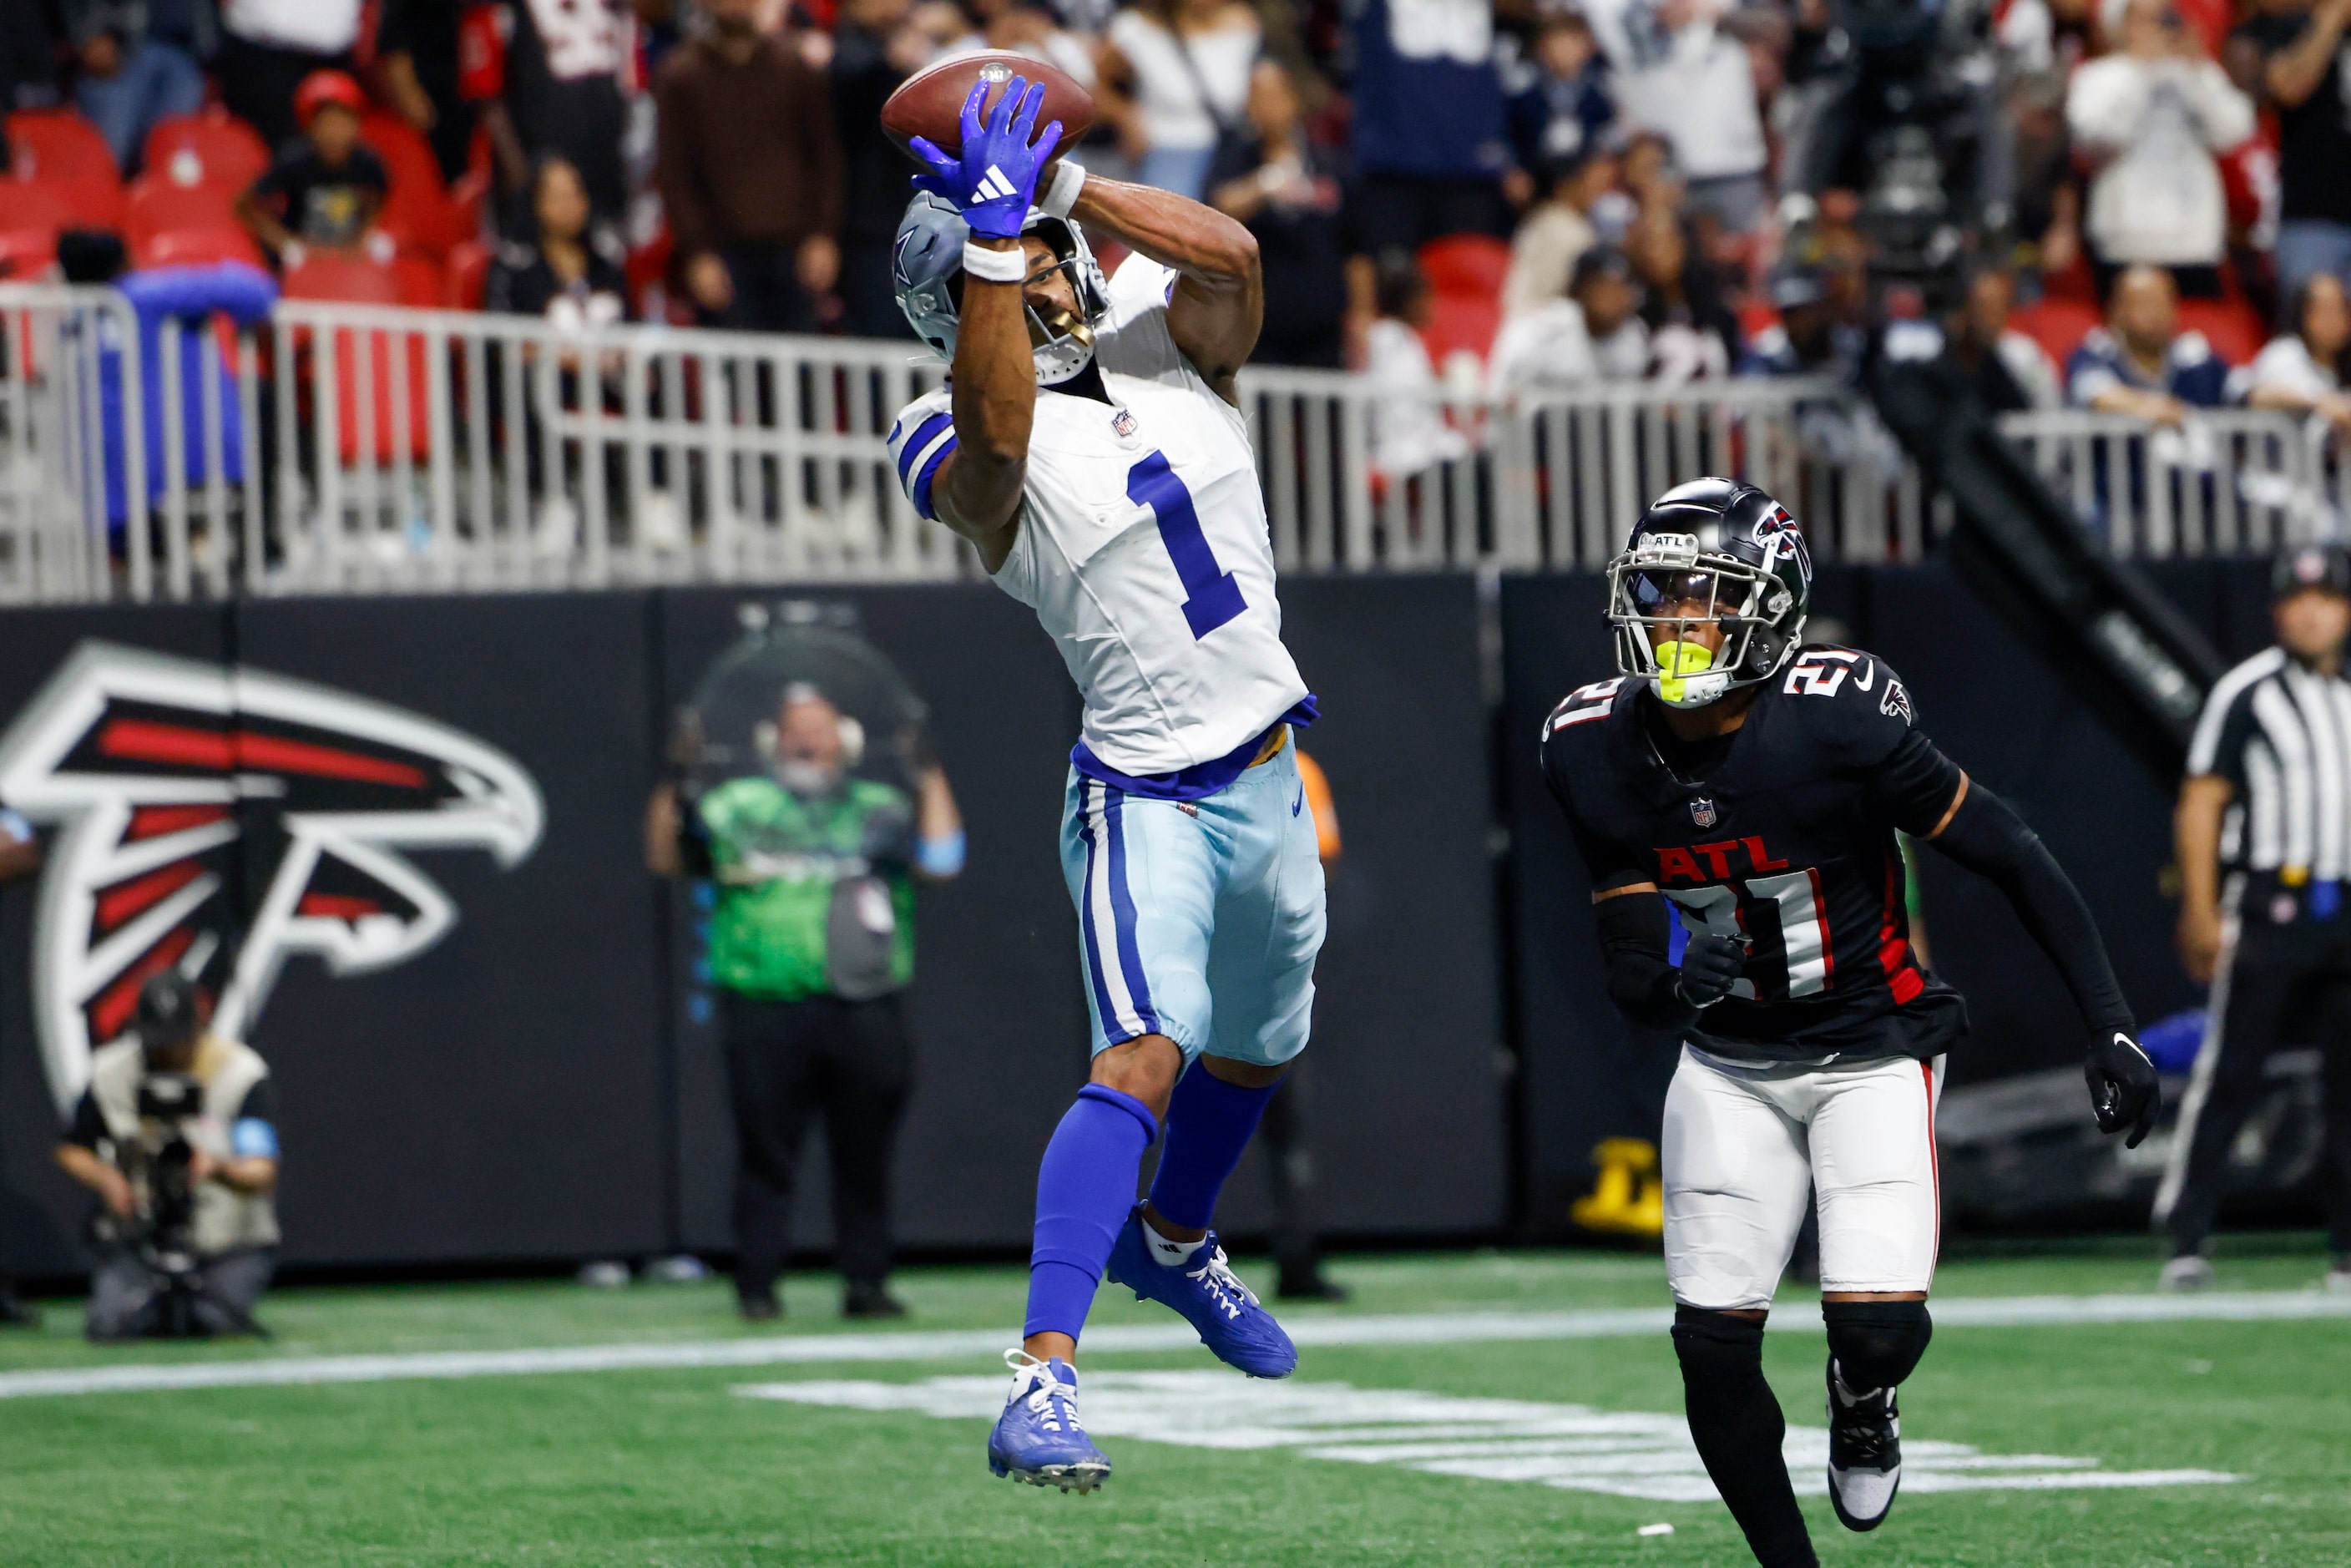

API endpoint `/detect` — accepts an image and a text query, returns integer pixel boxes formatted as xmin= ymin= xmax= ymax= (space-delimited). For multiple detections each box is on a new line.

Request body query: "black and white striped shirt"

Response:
xmin=2187 ymin=646 xmax=2351 ymax=879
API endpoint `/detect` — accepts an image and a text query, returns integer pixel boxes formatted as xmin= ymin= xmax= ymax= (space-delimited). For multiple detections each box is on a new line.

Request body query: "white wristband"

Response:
xmin=962 ymin=240 xmax=1027 ymax=284
xmin=1040 ymin=159 xmax=1086 ymax=220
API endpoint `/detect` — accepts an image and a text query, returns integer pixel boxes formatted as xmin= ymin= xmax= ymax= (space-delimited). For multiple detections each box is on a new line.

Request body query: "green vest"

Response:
xmin=698 ymin=775 xmax=918 ymax=1002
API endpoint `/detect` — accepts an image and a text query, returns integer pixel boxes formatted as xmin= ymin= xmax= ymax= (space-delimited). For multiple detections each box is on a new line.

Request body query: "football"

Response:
xmin=880 ymin=50 xmax=1097 ymax=164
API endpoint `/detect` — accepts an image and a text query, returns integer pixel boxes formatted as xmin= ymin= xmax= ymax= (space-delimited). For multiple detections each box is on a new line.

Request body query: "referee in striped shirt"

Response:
xmin=2161 ymin=544 xmax=2351 ymax=1294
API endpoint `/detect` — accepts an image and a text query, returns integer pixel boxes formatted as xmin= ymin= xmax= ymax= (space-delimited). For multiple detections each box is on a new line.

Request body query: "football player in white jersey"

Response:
xmin=884 ymin=77 xmax=1324 ymax=1491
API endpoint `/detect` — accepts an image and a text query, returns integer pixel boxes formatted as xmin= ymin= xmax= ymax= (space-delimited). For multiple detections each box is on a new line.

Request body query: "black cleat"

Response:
xmin=1276 ymin=1272 xmax=1350 ymax=1302
xmin=842 ymin=1283 xmax=908 ymax=1320
xmin=1826 ymin=1360 xmax=1901 ymax=1532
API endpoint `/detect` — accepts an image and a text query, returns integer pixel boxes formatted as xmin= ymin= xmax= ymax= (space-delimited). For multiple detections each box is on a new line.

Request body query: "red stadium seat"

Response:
xmin=144 ymin=110 xmax=272 ymax=195
xmin=444 ymin=238 xmax=493 ymax=309
xmin=394 ymin=255 xmax=445 ymax=308
xmin=359 ymin=113 xmax=446 ymax=195
xmin=378 ymin=182 xmax=466 ymax=259
xmin=281 ymin=247 xmax=435 ymax=465
xmin=1418 ymin=234 xmax=1511 ymax=304
xmin=2177 ymin=296 xmax=2266 ymax=367
xmin=2010 ymin=296 xmax=2104 ymax=372
xmin=1421 ymin=293 xmax=1504 ymax=368
xmin=11 ymin=173 xmax=127 ymax=232
xmin=356 ymin=113 xmax=465 ymax=257
xmin=4 ymin=109 xmax=119 ymax=187
xmin=0 ymin=228 xmax=56 ymax=281
xmin=135 ymin=227 xmax=267 ymax=271
xmin=283 ymin=251 xmax=404 ymax=306
xmin=127 ymin=176 xmax=240 ymax=247
xmin=0 ymin=180 xmax=76 ymax=245
xmin=1416 ymin=234 xmax=1512 ymax=365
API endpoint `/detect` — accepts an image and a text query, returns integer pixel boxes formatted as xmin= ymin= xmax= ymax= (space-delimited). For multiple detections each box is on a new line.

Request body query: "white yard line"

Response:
xmin=0 ymin=1288 xmax=2343 ymax=1401
xmin=739 ymin=1370 xmax=2246 ymax=1502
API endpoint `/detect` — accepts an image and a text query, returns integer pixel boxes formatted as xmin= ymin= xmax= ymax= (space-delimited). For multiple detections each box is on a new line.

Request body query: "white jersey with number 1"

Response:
xmin=885 ymin=255 xmax=1307 ymax=779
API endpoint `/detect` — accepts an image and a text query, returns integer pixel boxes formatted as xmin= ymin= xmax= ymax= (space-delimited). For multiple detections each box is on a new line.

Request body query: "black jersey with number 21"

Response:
xmin=1541 ymin=646 xmax=1972 ymax=1065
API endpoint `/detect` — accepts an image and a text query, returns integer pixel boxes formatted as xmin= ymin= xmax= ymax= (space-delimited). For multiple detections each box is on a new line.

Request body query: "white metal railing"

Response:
xmin=8 ymin=282 xmax=2338 ymax=602
xmin=1241 ymin=369 xmax=1939 ymax=573
xmin=1995 ymin=406 xmax=2336 ymax=558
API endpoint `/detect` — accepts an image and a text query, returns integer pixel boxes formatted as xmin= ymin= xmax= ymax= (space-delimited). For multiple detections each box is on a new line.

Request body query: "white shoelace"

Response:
xmin=1001 ymin=1349 xmax=1086 ymax=1433
xmin=1184 ymin=1245 xmax=1258 ymax=1321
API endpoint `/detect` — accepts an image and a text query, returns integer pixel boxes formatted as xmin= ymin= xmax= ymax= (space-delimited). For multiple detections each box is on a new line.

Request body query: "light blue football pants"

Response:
xmin=1058 ymin=740 xmax=1326 ymax=1067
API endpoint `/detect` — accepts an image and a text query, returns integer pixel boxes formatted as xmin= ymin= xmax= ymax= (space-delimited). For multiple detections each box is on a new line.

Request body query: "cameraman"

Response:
xmin=54 ymin=974 xmax=280 ymax=1340
xmin=649 ymin=682 xmax=963 ymax=1322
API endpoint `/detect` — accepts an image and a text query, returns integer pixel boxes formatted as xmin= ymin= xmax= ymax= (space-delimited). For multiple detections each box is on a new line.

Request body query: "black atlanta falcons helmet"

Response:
xmin=1606 ymin=478 xmax=1813 ymax=709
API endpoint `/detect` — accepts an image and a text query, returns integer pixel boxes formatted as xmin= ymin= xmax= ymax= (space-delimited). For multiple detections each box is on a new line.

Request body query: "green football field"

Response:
xmin=2 ymin=1237 xmax=2345 ymax=1566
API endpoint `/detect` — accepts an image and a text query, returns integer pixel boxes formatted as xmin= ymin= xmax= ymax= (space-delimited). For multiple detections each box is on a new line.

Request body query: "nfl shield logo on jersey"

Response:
xmin=1112 ymin=410 xmax=1137 ymax=438
xmin=1690 ymin=797 xmax=1717 ymax=827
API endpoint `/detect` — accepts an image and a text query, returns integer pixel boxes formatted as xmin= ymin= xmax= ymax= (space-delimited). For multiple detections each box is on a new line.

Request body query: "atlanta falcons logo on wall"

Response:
xmin=0 ymin=642 xmax=544 ymax=1113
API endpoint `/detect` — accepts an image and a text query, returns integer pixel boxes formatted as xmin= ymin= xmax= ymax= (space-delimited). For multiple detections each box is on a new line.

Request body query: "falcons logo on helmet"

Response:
xmin=0 ymin=642 xmax=544 ymax=1114
xmin=1752 ymin=501 xmax=1813 ymax=579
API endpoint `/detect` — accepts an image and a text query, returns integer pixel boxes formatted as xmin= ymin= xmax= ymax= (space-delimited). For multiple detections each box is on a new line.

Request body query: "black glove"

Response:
xmin=2086 ymin=1029 xmax=2161 ymax=1148
xmin=1674 ymin=933 xmax=1747 ymax=1009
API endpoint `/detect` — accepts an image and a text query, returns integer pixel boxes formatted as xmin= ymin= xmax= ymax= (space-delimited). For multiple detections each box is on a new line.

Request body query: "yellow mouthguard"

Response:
xmin=1655 ymin=640 xmax=1715 ymax=705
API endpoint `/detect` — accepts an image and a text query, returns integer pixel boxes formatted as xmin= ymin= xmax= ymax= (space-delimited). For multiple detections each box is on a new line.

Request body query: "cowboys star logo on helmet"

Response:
xmin=0 ymin=641 xmax=544 ymax=1113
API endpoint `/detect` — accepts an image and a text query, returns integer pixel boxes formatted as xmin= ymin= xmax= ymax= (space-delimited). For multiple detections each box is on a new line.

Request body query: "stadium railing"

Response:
xmin=2 ymin=283 xmax=2333 ymax=602
xmin=1994 ymin=406 xmax=2328 ymax=559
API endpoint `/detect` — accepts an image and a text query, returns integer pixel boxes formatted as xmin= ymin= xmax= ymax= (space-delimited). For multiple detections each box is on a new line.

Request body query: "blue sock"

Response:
xmin=1023 ymin=1084 xmax=1160 ymax=1341
xmin=1145 ymin=1062 xmax=1280 ymax=1232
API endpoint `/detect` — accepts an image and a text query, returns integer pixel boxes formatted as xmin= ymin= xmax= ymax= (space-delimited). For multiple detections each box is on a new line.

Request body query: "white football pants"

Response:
xmin=1661 ymin=1044 xmax=1945 ymax=1312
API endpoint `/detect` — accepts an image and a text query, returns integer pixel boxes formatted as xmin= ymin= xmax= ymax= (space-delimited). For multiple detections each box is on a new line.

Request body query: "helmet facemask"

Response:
xmin=1016 ymin=214 xmax=1110 ymax=386
xmin=892 ymin=194 xmax=1112 ymax=385
xmin=1607 ymin=532 xmax=1805 ymax=709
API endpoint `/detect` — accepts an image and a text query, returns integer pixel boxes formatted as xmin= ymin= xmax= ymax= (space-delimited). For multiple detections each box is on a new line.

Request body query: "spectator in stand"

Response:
xmin=1363 ymin=250 xmax=1469 ymax=481
xmin=2241 ymin=273 xmax=2351 ymax=436
xmin=832 ymin=0 xmax=927 ymax=340
xmin=1503 ymin=10 xmax=1615 ymax=208
xmin=63 ymin=0 xmax=214 ymax=174
xmin=1502 ymin=143 xmax=1617 ymax=319
xmin=235 ymin=72 xmax=390 ymax=269
xmin=945 ymin=0 xmax=1097 ymax=103
xmin=483 ymin=0 xmax=636 ymax=235
xmin=1488 ymin=243 xmax=1650 ymax=397
xmin=1737 ymin=257 xmax=1856 ymax=377
xmin=655 ymin=0 xmax=842 ymax=334
xmin=487 ymin=156 xmax=629 ymax=326
xmin=215 ymin=0 xmax=361 ymax=154
xmin=377 ymin=0 xmax=478 ymax=185
xmin=1581 ymin=0 xmax=1768 ymax=232
xmin=1 ymin=0 xmax=65 ymax=118
xmin=2228 ymin=0 xmax=2351 ymax=319
xmin=1945 ymin=263 xmax=2065 ymax=412
xmin=1345 ymin=0 xmax=1511 ymax=313
xmin=1207 ymin=58 xmax=1347 ymax=368
xmin=2065 ymin=0 xmax=2254 ymax=300
xmin=1625 ymin=205 xmax=1735 ymax=382
xmin=2007 ymin=65 xmax=2083 ymax=281
xmin=1098 ymin=0 xmax=1259 ymax=200
xmin=2067 ymin=262 xmax=2232 ymax=423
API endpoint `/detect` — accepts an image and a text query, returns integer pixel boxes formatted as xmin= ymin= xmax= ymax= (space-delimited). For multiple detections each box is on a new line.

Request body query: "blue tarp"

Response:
xmin=89 ymin=262 xmax=279 ymax=529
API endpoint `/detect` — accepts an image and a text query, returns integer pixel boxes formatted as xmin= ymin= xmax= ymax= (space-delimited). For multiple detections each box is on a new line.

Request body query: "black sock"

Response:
xmin=1671 ymin=1306 xmax=1818 ymax=1568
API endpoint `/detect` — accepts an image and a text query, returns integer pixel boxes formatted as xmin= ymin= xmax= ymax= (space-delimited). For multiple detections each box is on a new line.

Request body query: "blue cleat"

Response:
xmin=1105 ymin=1206 xmax=1297 ymax=1378
xmin=988 ymin=1352 xmax=1110 ymax=1492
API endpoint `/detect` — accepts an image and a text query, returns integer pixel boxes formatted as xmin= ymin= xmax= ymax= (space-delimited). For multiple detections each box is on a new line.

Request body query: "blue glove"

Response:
xmin=909 ymin=76 xmax=1063 ymax=240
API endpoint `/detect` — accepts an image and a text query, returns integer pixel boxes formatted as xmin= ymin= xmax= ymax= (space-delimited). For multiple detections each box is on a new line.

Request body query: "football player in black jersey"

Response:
xmin=1540 ymin=478 xmax=2161 ymax=1568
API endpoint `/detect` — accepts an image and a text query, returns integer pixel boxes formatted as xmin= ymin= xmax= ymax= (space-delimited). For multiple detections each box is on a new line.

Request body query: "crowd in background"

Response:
xmin=5 ymin=0 xmax=2351 ymax=470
